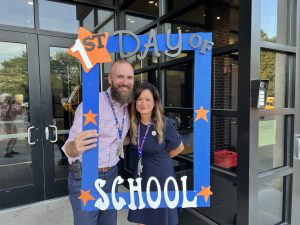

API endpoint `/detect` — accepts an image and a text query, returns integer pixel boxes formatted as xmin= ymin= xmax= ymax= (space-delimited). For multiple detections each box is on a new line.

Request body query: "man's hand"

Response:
xmin=66 ymin=130 xmax=98 ymax=157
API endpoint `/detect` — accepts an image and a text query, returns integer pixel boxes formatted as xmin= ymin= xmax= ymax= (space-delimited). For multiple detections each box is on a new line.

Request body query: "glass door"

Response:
xmin=38 ymin=35 xmax=81 ymax=199
xmin=0 ymin=30 xmax=44 ymax=209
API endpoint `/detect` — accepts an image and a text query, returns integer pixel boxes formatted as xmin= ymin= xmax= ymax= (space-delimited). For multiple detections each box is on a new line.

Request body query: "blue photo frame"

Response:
xmin=80 ymin=31 xmax=212 ymax=210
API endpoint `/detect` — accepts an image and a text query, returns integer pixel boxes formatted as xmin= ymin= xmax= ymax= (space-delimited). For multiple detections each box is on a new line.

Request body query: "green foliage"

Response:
xmin=0 ymin=50 xmax=80 ymax=102
xmin=0 ymin=52 xmax=28 ymax=99
xmin=260 ymin=30 xmax=276 ymax=97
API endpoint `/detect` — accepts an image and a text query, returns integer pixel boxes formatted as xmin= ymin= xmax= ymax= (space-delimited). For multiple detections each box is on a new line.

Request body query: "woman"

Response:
xmin=128 ymin=83 xmax=184 ymax=225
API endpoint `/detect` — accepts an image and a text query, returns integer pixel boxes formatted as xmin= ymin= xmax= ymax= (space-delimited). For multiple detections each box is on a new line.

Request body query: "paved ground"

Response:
xmin=0 ymin=186 xmax=134 ymax=225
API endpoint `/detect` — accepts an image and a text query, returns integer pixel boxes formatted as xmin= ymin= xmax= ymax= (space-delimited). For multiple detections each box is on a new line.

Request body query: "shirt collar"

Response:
xmin=106 ymin=87 xmax=128 ymax=108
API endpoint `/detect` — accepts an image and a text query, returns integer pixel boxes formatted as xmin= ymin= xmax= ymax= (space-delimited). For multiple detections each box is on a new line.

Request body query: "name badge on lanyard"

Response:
xmin=137 ymin=121 xmax=152 ymax=176
xmin=105 ymin=91 xmax=126 ymax=158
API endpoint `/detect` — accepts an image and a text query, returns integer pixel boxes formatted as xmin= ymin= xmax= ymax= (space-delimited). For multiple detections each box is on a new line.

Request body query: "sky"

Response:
xmin=261 ymin=0 xmax=278 ymax=39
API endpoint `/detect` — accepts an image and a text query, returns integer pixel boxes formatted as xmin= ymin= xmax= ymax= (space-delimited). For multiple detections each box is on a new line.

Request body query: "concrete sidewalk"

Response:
xmin=0 ymin=197 xmax=134 ymax=225
xmin=0 ymin=186 xmax=134 ymax=225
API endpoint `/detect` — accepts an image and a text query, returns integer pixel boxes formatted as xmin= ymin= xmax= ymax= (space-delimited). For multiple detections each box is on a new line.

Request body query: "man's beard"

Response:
xmin=110 ymin=83 xmax=133 ymax=104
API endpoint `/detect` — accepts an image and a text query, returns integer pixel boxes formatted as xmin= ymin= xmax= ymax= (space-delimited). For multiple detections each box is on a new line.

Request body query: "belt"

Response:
xmin=98 ymin=167 xmax=112 ymax=172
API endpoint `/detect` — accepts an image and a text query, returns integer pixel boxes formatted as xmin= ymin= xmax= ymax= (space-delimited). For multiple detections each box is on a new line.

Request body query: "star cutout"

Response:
xmin=196 ymin=186 xmax=213 ymax=202
xmin=194 ymin=106 xmax=209 ymax=122
xmin=68 ymin=27 xmax=111 ymax=73
xmin=83 ymin=109 xmax=97 ymax=126
xmin=78 ymin=189 xmax=95 ymax=206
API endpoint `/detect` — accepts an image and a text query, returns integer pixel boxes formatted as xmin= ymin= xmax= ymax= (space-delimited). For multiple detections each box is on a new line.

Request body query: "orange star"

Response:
xmin=78 ymin=189 xmax=95 ymax=206
xmin=196 ymin=186 xmax=213 ymax=202
xmin=194 ymin=106 xmax=209 ymax=122
xmin=83 ymin=109 xmax=97 ymax=126
xmin=68 ymin=27 xmax=111 ymax=73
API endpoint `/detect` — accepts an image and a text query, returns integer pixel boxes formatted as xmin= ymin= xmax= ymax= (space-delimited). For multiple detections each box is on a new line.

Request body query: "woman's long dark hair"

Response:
xmin=130 ymin=83 xmax=164 ymax=144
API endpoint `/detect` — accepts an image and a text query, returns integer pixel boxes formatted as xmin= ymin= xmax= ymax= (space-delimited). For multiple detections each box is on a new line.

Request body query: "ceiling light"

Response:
xmin=27 ymin=0 xmax=33 ymax=5
xmin=130 ymin=20 xmax=135 ymax=23
xmin=148 ymin=0 xmax=155 ymax=3
xmin=216 ymin=16 xmax=221 ymax=20
xmin=185 ymin=29 xmax=190 ymax=32
xmin=177 ymin=26 xmax=181 ymax=30
xmin=155 ymin=2 xmax=158 ymax=6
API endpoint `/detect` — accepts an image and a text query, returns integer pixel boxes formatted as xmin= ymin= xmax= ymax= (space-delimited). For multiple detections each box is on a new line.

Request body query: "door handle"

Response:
xmin=45 ymin=125 xmax=58 ymax=143
xmin=295 ymin=134 xmax=300 ymax=160
xmin=27 ymin=126 xmax=36 ymax=145
xmin=49 ymin=125 xmax=58 ymax=143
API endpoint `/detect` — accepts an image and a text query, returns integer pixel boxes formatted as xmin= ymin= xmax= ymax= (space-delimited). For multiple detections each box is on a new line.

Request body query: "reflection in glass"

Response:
xmin=97 ymin=9 xmax=113 ymax=26
xmin=39 ymin=0 xmax=81 ymax=33
xmin=134 ymin=73 xmax=149 ymax=88
xmin=258 ymin=116 xmax=286 ymax=172
xmin=95 ymin=15 xmax=115 ymax=79
xmin=260 ymin=51 xmax=293 ymax=109
xmin=126 ymin=15 xmax=154 ymax=33
xmin=83 ymin=10 xmax=94 ymax=31
xmin=50 ymin=47 xmax=81 ymax=180
xmin=212 ymin=53 xmax=238 ymax=110
xmin=195 ymin=173 xmax=237 ymax=224
xmin=0 ymin=0 xmax=34 ymax=28
xmin=127 ymin=0 xmax=159 ymax=16
xmin=258 ymin=178 xmax=283 ymax=225
xmin=261 ymin=0 xmax=296 ymax=46
xmin=212 ymin=1 xmax=239 ymax=47
xmin=165 ymin=63 xmax=193 ymax=108
xmin=127 ymin=52 xmax=158 ymax=70
xmin=168 ymin=1 xmax=239 ymax=47
xmin=0 ymin=42 xmax=33 ymax=190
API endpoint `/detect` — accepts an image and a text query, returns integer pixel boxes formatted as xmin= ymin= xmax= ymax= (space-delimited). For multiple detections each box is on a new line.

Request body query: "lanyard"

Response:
xmin=105 ymin=91 xmax=126 ymax=140
xmin=137 ymin=121 xmax=152 ymax=159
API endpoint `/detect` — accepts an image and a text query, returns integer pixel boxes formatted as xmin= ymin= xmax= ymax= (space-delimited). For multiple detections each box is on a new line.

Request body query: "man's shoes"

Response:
xmin=10 ymin=150 xmax=20 ymax=154
xmin=4 ymin=153 xmax=13 ymax=158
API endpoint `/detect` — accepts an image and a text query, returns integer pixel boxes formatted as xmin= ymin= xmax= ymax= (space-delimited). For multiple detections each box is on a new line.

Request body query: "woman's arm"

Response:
xmin=168 ymin=141 xmax=184 ymax=158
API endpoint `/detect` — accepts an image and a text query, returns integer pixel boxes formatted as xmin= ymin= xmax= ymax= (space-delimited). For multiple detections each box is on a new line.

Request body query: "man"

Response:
xmin=62 ymin=59 xmax=134 ymax=225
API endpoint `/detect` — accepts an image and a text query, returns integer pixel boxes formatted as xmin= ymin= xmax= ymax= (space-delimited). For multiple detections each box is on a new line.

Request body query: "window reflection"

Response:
xmin=261 ymin=0 xmax=296 ymax=46
xmin=0 ymin=0 xmax=34 ymax=28
xmin=0 ymin=42 xmax=33 ymax=189
xmin=165 ymin=63 xmax=193 ymax=108
xmin=126 ymin=15 xmax=154 ymax=33
xmin=39 ymin=0 xmax=82 ymax=33
xmin=260 ymin=51 xmax=294 ymax=109
xmin=127 ymin=0 xmax=159 ymax=16
xmin=211 ymin=1 xmax=239 ymax=47
xmin=166 ymin=1 xmax=239 ymax=47
xmin=258 ymin=115 xmax=288 ymax=172
xmin=212 ymin=53 xmax=238 ymax=110
xmin=97 ymin=9 xmax=113 ymax=27
xmin=258 ymin=177 xmax=284 ymax=225
xmin=83 ymin=10 xmax=94 ymax=31
xmin=50 ymin=47 xmax=81 ymax=178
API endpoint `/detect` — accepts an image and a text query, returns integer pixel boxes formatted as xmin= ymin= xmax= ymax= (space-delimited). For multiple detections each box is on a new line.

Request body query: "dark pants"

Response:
xmin=68 ymin=166 xmax=118 ymax=225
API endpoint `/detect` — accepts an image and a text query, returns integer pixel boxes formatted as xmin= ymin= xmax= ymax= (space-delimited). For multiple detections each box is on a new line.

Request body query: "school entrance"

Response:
xmin=0 ymin=30 xmax=79 ymax=208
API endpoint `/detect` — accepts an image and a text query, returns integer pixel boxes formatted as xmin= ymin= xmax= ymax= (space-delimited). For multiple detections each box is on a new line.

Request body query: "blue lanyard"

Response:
xmin=105 ymin=91 xmax=126 ymax=140
xmin=137 ymin=121 xmax=152 ymax=159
